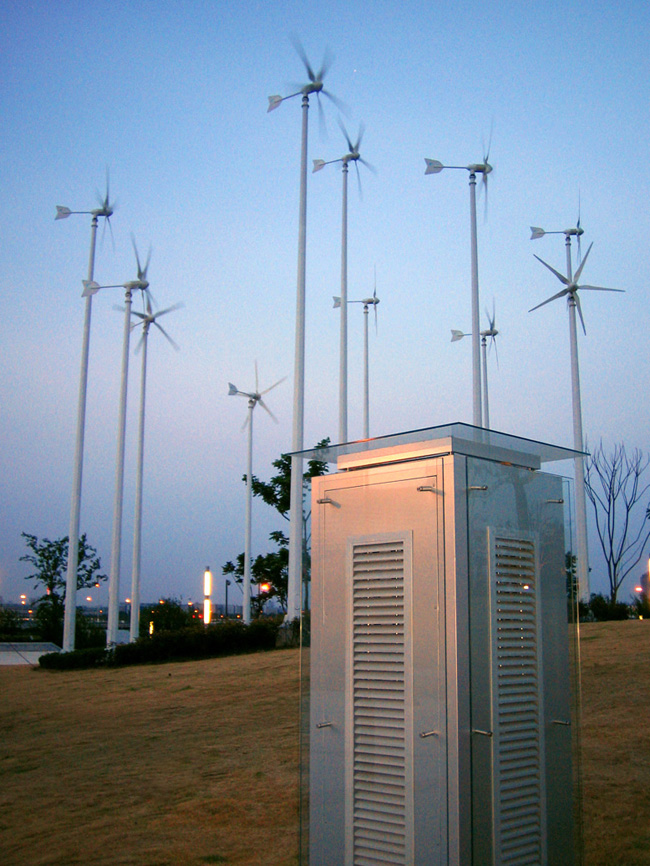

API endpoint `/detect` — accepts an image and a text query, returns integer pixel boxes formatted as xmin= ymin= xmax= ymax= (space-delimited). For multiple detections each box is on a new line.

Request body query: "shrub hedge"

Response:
xmin=38 ymin=618 xmax=282 ymax=671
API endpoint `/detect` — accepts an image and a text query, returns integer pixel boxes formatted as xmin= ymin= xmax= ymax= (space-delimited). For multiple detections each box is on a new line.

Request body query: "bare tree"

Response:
xmin=584 ymin=443 xmax=650 ymax=604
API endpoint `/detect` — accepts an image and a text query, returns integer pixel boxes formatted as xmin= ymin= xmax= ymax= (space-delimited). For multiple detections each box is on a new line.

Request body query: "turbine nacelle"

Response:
xmin=467 ymin=163 xmax=493 ymax=175
xmin=125 ymin=278 xmax=149 ymax=292
xmin=92 ymin=203 xmax=114 ymax=219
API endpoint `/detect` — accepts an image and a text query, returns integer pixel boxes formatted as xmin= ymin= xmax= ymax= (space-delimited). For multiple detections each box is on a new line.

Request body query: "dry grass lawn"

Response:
xmin=1 ymin=621 xmax=649 ymax=865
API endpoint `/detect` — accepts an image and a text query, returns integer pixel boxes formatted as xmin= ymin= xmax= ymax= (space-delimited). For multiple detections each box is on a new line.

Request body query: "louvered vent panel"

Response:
xmin=351 ymin=540 xmax=409 ymax=866
xmin=492 ymin=535 xmax=545 ymax=866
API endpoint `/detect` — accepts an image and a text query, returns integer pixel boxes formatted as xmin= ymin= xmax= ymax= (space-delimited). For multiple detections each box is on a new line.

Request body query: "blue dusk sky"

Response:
xmin=1 ymin=0 xmax=649 ymax=608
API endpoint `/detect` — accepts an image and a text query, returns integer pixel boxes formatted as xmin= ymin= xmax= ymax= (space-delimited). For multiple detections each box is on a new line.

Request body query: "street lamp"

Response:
xmin=203 ymin=567 xmax=212 ymax=625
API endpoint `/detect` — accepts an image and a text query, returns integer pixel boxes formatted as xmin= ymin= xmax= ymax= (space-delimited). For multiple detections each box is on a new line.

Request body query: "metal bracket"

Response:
xmin=316 ymin=721 xmax=333 ymax=729
xmin=546 ymin=499 xmax=565 ymax=504
xmin=417 ymin=486 xmax=440 ymax=494
xmin=419 ymin=730 xmax=439 ymax=738
xmin=316 ymin=498 xmax=340 ymax=508
xmin=468 ymin=485 xmax=488 ymax=492
xmin=551 ymin=719 xmax=571 ymax=726
xmin=472 ymin=729 xmax=493 ymax=737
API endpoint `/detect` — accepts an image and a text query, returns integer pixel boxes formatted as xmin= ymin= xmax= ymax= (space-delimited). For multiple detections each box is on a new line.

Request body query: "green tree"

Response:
xmin=139 ymin=597 xmax=195 ymax=638
xmin=223 ymin=440 xmax=330 ymax=616
xmin=20 ymin=532 xmax=107 ymax=644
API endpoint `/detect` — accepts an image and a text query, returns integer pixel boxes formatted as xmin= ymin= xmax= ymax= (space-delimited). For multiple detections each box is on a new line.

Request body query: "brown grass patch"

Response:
xmin=1 ymin=622 xmax=649 ymax=864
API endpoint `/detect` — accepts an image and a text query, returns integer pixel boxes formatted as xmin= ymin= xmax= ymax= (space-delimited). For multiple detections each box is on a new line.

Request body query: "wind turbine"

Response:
xmin=127 ymin=296 xmax=182 ymax=641
xmin=530 ymin=202 xmax=584 ymax=266
xmin=268 ymin=37 xmax=342 ymax=622
xmin=451 ymin=302 xmax=500 ymax=428
xmin=56 ymin=175 xmax=115 ymax=653
xmin=228 ymin=365 xmax=286 ymax=624
xmin=335 ymin=276 xmax=380 ymax=439
xmin=85 ymin=237 xmax=152 ymax=645
xmin=529 ymin=241 xmax=624 ymax=602
xmin=425 ymin=140 xmax=494 ymax=427
xmin=313 ymin=121 xmax=375 ymax=444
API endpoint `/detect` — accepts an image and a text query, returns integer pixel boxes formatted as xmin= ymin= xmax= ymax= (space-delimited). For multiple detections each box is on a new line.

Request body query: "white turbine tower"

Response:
xmin=451 ymin=303 xmax=500 ymax=428
xmin=313 ymin=121 xmax=375 ymax=444
xmin=425 ymin=141 xmax=493 ymax=427
xmin=57 ymin=177 xmax=114 ymax=652
xmin=84 ymin=237 xmax=151 ymax=645
xmin=228 ymin=365 xmax=286 ymax=624
xmin=335 ymin=277 xmax=380 ymax=439
xmin=127 ymin=296 xmax=182 ymax=641
xmin=268 ymin=37 xmax=343 ymax=622
xmin=529 ymin=240 xmax=624 ymax=602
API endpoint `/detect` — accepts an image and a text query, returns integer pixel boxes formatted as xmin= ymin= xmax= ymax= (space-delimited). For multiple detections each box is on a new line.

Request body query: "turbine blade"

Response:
xmin=530 ymin=226 xmax=545 ymax=240
xmin=241 ymin=413 xmax=250 ymax=432
xmin=131 ymin=234 xmax=142 ymax=275
xmin=359 ymin=157 xmax=377 ymax=174
xmin=134 ymin=332 xmax=145 ymax=354
xmin=290 ymin=35 xmax=316 ymax=82
xmin=574 ymin=293 xmax=587 ymax=335
xmin=424 ymin=158 xmax=444 ymax=175
xmin=534 ymin=254 xmax=570 ymax=286
xmin=106 ymin=215 xmax=116 ymax=254
xmin=254 ymin=360 xmax=259 ymax=393
xmin=355 ymin=161 xmax=363 ymax=200
xmin=573 ymin=242 xmax=593 ymax=283
xmin=316 ymin=46 xmax=333 ymax=81
xmin=153 ymin=321 xmax=180 ymax=351
xmin=528 ymin=288 xmax=569 ymax=312
xmin=493 ymin=337 xmax=500 ymax=369
xmin=483 ymin=119 xmax=493 ymax=164
xmin=258 ymin=398 xmax=278 ymax=424
xmin=579 ymin=285 xmax=625 ymax=293
xmin=337 ymin=116 xmax=354 ymax=152
xmin=317 ymin=94 xmax=327 ymax=140
xmin=154 ymin=302 xmax=184 ymax=318
xmin=355 ymin=122 xmax=365 ymax=151
xmin=261 ymin=375 xmax=287 ymax=396
xmin=55 ymin=205 xmax=71 ymax=220
xmin=322 ymin=89 xmax=349 ymax=116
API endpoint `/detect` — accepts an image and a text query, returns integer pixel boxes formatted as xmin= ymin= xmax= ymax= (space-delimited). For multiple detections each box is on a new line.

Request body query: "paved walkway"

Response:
xmin=0 ymin=642 xmax=60 ymax=665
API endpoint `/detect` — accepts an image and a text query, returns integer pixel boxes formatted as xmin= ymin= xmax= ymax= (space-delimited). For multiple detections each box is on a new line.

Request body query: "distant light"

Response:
xmin=260 ymin=582 xmax=271 ymax=594
xmin=635 ymin=586 xmax=643 ymax=593
xmin=204 ymin=566 xmax=212 ymax=624
xmin=86 ymin=596 xmax=92 ymax=602
xmin=149 ymin=621 xmax=154 ymax=635
xmin=159 ymin=599 xmax=164 ymax=604
xmin=126 ymin=598 xmax=131 ymax=604
xmin=20 ymin=594 xmax=26 ymax=600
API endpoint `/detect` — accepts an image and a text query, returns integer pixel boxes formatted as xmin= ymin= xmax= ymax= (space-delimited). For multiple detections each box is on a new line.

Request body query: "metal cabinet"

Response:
xmin=306 ymin=427 xmax=578 ymax=866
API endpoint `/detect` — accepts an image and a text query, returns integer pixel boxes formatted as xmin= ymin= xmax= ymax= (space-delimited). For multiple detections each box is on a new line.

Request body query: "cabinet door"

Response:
xmin=310 ymin=462 xmax=445 ymax=866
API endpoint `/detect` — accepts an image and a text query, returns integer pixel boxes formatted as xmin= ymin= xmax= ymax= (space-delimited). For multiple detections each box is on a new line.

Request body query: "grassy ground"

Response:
xmin=1 ymin=621 xmax=649 ymax=865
